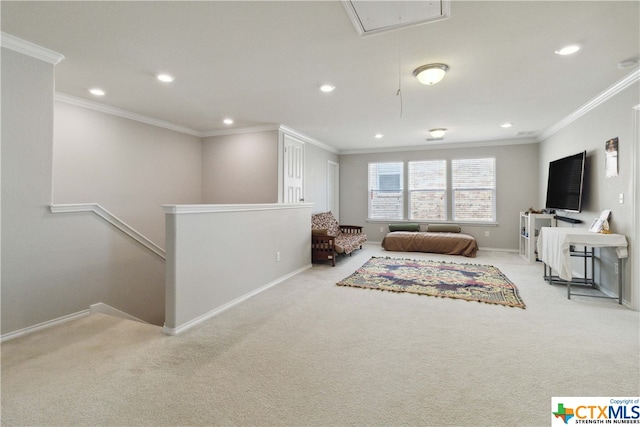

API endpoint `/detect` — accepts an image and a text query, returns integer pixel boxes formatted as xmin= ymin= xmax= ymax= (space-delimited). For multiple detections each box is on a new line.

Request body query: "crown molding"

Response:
xmin=539 ymin=68 xmax=640 ymax=141
xmin=201 ymin=124 xmax=280 ymax=138
xmin=55 ymin=93 xmax=202 ymax=137
xmin=54 ymin=92 xmax=339 ymax=153
xmin=279 ymin=125 xmax=340 ymax=154
xmin=1 ymin=32 xmax=65 ymax=65
xmin=339 ymin=137 xmax=538 ymax=156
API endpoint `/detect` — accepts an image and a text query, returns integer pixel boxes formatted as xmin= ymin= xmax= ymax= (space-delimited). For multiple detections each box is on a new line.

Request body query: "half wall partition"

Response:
xmin=163 ymin=203 xmax=313 ymax=335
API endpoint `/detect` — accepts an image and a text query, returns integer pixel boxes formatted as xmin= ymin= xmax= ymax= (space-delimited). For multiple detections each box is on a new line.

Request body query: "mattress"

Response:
xmin=381 ymin=231 xmax=478 ymax=258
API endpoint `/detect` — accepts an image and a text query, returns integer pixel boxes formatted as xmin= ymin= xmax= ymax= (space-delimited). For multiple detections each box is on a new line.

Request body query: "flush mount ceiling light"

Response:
xmin=413 ymin=63 xmax=449 ymax=85
xmin=156 ymin=73 xmax=175 ymax=83
xmin=429 ymin=128 xmax=447 ymax=138
xmin=223 ymin=118 xmax=234 ymax=125
xmin=89 ymin=88 xmax=105 ymax=96
xmin=555 ymin=44 xmax=581 ymax=56
xmin=320 ymin=84 xmax=335 ymax=93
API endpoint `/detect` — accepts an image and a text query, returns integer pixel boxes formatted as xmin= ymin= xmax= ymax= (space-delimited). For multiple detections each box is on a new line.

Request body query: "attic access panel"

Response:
xmin=343 ymin=0 xmax=450 ymax=36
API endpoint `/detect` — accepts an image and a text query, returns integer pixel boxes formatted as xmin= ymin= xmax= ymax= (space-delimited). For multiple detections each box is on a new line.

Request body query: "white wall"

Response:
xmin=538 ymin=81 xmax=639 ymax=308
xmin=53 ymin=101 xmax=203 ymax=248
xmin=201 ymin=131 xmax=279 ymax=203
xmin=1 ymin=47 xmax=165 ymax=335
xmin=339 ymin=142 xmax=539 ymax=249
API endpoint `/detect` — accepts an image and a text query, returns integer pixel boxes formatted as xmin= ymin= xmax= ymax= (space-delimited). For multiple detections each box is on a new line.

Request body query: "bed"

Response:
xmin=381 ymin=224 xmax=478 ymax=258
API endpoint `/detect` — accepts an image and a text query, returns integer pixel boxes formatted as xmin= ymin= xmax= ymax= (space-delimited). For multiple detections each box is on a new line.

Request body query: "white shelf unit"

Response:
xmin=519 ymin=212 xmax=556 ymax=262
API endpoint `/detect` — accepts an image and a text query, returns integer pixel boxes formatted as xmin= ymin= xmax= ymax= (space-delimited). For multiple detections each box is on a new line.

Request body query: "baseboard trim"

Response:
xmin=478 ymin=247 xmax=518 ymax=253
xmin=163 ymin=264 xmax=313 ymax=336
xmin=0 ymin=309 xmax=91 ymax=343
xmin=371 ymin=243 xmax=518 ymax=254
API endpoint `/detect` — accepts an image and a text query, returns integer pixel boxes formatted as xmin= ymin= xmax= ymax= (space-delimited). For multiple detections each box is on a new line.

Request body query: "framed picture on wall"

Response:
xmin=605 ymin=137 xmax=619 ymax=178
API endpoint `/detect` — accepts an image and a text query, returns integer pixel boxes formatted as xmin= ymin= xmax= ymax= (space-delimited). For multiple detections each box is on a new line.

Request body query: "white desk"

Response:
xmin=537 ymin=227 xmax=628 ymax=303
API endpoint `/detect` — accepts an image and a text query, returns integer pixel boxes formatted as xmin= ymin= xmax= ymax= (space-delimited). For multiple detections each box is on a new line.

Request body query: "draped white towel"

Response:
xmin=537 ymin=227 xmax=628 ymax=281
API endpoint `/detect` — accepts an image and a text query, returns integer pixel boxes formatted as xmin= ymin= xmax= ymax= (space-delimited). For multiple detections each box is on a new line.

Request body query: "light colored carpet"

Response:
xmin=2 ymin=244 xmax=639 ymax=426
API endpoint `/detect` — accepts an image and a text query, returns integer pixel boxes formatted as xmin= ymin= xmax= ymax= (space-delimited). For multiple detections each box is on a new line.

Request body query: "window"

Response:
xmin=368 ymin=158 xmax=496 ymax=223
xmin=408 ymin=160 xmax=446 ymax=221
xmin=452 ymin=158 xmax=495 ymax=222
xmin=368 ymin=162 xmax=403 ymax=220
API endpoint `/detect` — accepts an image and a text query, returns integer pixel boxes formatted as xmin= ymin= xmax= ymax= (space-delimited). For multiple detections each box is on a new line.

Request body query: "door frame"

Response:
xmin=327 ymin=160 xmax=340 ymax=220
xmin=278 ymin=128 xmax=305 ymax=203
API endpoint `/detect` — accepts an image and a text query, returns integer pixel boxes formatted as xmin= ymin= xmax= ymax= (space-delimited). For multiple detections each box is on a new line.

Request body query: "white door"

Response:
xmin=327 ymin=160 xmax=339 ymax=220
xmin=283 ymin=134 xmax=305 ymax=203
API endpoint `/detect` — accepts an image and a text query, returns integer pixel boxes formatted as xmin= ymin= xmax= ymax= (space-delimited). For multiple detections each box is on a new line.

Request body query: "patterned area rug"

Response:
xmin=337 ymin=257 xmax=526 ymax=309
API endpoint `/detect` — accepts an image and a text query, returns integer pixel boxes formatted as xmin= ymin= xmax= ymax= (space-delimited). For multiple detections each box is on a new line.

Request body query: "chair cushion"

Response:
xmin=335 ymin=233 xmax=367 ymax=255
xmin=312 ymin=212 xmax=340 ymax=236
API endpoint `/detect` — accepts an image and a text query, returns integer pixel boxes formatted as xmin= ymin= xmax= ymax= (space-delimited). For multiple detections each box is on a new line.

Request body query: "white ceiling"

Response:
xmin=2 ymin=1 xmax=639 ymax=153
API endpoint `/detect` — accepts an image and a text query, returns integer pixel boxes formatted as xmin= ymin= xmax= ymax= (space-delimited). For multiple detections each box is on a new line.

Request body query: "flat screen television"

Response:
xmin=545 ymin=150 xmax=586 ymax=213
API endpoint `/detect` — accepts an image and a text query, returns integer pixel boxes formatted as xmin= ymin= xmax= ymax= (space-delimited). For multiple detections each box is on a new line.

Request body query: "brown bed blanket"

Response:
xmin=381 ymin=231 xmax=478 ymax=257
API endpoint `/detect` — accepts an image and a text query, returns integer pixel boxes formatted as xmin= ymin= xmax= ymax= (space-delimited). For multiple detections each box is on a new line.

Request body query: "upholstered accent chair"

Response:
xmin=311 ymin=212 xmax=367 ymax=266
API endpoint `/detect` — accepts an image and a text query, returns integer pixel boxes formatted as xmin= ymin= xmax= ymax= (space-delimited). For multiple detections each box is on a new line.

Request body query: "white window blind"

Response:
xmin=408 ymin=160 xmax=447 ymax=221
xmin=368 ymin=162 xmax=403 ymax=220
xmin=452 ymin=158 xmax=496 ymax=222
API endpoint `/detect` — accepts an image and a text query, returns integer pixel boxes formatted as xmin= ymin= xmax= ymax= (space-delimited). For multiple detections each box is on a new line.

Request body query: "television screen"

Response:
xmin=545 ymin=151 xmax=586 ymax=213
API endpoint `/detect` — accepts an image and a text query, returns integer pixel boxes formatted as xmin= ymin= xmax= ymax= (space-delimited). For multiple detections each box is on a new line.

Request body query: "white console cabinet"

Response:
xmin=519 ymin=212 xmax=556 ymax=262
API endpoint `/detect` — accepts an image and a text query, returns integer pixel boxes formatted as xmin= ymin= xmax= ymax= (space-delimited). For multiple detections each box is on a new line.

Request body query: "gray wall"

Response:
xmin=538 ymin=82 xmax=639 ymax=307
xmin=2 ymin=43 xmax=338 ymax=336
xmin=201 ymin=130 xmax=339 ymax=213
xmin=54 ymin=101 xmax=203 ymax=248
xmin=339 ymin=142 xmax=539 ymax=249
xmin=164 ymin=204 xmax=312 ymax=334
xmin=201 ymin=131 xmax=279 ymax=204
xmin=1 ymin=48 xmax=165 ymax=335
xmin=304 ymin=142 xmax=340 ymax=214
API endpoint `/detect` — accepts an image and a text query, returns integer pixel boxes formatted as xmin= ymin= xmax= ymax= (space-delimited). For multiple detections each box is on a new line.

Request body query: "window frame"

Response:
xmin=367 ymin=162 xmax=404 ymax=221
xmin=367 ymin=158 xmax=497 ymax=224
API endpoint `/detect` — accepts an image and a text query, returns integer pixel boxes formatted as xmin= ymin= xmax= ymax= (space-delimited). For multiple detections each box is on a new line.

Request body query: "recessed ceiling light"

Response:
xmin=500 ymin=122 xmax=513 ymax=128
xmin=429 ymin=128 xmax=447 ymax=138
xmin=320 ymin=84 xmax=335 ymax=93
xmin=555 ymin=44 xmax=580 ymax=56
xmin=157 ymin=73 xmax=175 ymax=83
xmin=223 ymin=118 xmax=234 ymax=125
xmin=374 ymin=133 xmax=383 ymax=139
xmin=89 ymin=88 xmax=105 ymax=96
